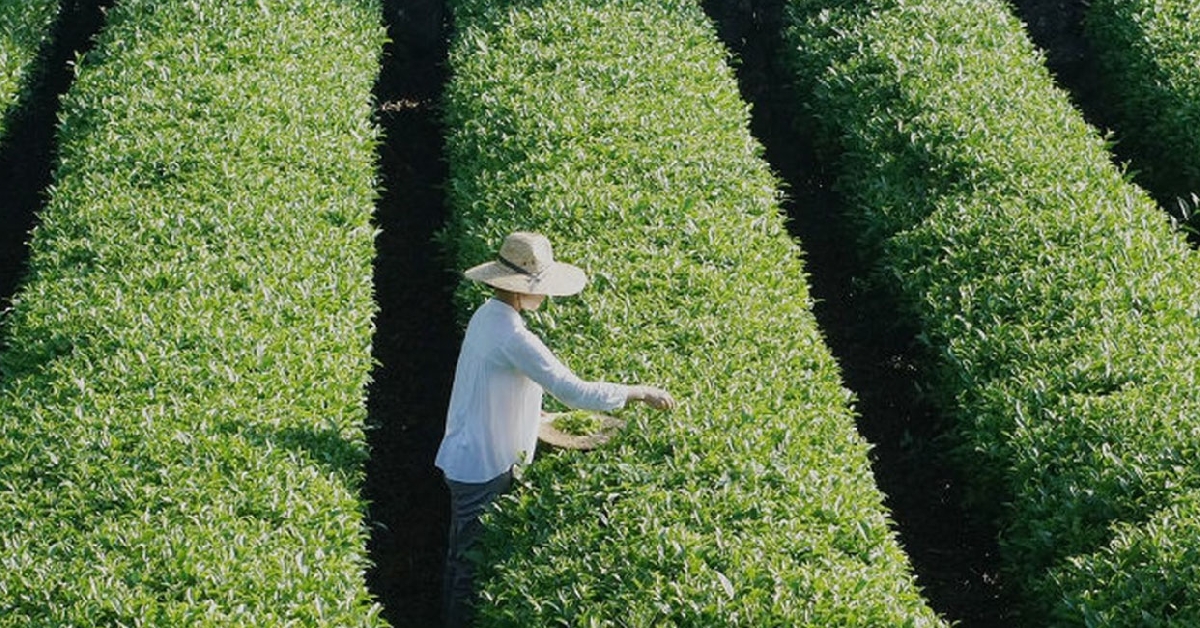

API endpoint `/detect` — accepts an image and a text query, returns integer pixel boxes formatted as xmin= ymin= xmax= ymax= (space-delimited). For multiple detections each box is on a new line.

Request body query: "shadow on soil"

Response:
xmin=364 ymin=2 xmax=457 ymax=627
xmin=0 ymin=0 xmax=114 ymax=316
xmin=702 ymin=1 xmax=1015 ymax=625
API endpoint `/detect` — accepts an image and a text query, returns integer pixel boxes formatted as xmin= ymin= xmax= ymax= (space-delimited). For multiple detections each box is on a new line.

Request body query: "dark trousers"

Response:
xmin=442 ymin=469 xmax=514 ymax=628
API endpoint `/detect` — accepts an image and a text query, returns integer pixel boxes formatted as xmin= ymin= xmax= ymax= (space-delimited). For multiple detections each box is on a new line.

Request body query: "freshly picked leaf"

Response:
xmin=550 ymin=410 xmax=604 ymax=436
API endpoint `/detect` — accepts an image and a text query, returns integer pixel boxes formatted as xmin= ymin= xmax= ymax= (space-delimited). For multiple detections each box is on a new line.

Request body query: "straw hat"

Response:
xmin=464 ymin=232 xmax=587 ymax=296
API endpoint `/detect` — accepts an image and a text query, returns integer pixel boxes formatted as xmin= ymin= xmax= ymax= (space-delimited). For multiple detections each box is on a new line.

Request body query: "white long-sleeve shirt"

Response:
xmin=435 ymin=298 xmax=629 ymax=483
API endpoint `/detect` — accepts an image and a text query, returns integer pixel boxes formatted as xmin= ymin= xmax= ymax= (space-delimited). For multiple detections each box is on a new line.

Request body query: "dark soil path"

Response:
xmin=364 ymin=2 xmax=456 ymax=627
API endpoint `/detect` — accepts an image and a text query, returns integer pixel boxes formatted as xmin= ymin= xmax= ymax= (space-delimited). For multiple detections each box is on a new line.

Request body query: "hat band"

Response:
xmin=498 ymin=254 xmax=545 ymax=279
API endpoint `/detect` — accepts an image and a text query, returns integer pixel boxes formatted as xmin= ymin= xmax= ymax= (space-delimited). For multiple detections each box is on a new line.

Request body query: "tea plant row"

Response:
xmin=1084 ymin=0 xmax=1200 ymax=223
xmin=0 ymin=0 xmax=59 ymax=143
xmin=784 ymin=0 xmax=1200 ymax=624
xmin=0 ymin=0 xmax=388 ymax=624
xmin=440 ymin=0 xmax=945 ymax=625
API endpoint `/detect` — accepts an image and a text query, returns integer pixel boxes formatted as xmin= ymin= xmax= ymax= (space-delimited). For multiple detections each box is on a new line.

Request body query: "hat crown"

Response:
xmin=498 ymin=232 xmax=554 ymax=274
xmin=463 ymin=231 xmax=586 ymax=296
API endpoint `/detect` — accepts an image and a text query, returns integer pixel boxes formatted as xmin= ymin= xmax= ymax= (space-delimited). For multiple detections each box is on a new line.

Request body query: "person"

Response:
xmin=435 ymin=231 xmax=675 ymax=627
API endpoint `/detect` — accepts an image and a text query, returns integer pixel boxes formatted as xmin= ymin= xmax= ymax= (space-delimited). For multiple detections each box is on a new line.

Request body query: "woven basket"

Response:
xmin=538 ymin=412 xmax=626 ymax=450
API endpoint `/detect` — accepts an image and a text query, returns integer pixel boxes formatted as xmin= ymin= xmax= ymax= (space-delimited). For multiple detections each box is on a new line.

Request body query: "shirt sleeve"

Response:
xmin=499 ymin=328 xmax=629 ymax=412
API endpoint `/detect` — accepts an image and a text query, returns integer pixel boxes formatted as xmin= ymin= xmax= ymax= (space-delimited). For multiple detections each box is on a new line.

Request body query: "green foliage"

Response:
xmin=1052 ymin=490 xmax=1200 ymax=627
xmin=784 ymin=0 xmax=1200 ymax=621
xmin=442 ymin=0 xmax=945 ymax=625
xmin=0 ymin=0 xmax=59 ymax=143
xmin=0 ymin=0 xmax=388 ymax=624
xmin=552 ymin=410 xmax=604 ymax=436
xmin=1085 ymin=0 xmax=1200 ymax=222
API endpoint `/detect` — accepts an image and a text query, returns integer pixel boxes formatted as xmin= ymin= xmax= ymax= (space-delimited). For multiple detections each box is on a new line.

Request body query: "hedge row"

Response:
xmin=441 ymin=0 xmax=945 ymax=625
xmin=0 ymin=0 xmax=388 ymax=624
xmin=784 ymin=0 xmax=1200 ymax=623
xmin=0 ymin=0 xmax=59 ymax=143
xmin=1085 ymin=0 xmax=1200 ymax=219
xmin=1052 ymin=487 xmax=1200 ymax=625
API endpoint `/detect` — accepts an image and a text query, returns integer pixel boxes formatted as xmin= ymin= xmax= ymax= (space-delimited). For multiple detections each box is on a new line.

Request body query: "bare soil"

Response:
xmin=363 ymin=2 xmax=456 ymax=627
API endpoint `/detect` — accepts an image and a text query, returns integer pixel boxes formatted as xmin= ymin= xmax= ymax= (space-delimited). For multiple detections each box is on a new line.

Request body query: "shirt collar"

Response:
xmin=487 ymin=297 xmax=525 ymax=326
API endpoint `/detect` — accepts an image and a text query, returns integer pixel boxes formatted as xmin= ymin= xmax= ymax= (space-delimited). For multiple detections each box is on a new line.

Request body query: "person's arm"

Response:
xmin=502 ymin=329 xmax=674 ymax=412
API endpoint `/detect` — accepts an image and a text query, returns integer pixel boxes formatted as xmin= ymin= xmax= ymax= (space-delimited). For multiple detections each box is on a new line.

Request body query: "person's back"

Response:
xmin=436 ymin=298 xmax=543 ymax=484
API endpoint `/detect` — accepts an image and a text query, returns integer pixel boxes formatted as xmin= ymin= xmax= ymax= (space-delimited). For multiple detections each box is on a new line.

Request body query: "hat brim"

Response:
xmin=464 ymin=260 xmax=587 ymax=296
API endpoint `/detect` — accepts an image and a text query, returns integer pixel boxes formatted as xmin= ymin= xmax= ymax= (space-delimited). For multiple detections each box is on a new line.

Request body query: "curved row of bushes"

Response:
xmin=783 ymin=0 xmax=1200 ymax=623
xmin=0 ymin=0 xmax=388 ymax=624
xmin=441 ymin=0 xmax=945 ymax=625
xmin=1085 ymin=0 xmax=1200 ymax=220
xmin=0 ymin=0 xmax=59 ymax=143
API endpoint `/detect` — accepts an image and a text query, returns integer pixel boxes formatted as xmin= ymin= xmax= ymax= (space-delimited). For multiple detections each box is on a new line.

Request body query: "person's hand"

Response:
xmin=629 ymin=385 xmax=676 ymax=411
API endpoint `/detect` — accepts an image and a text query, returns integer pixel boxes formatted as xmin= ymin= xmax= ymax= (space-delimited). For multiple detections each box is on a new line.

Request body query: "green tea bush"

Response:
xmin=442 ymin=0 xmax=945 ymax=625
xmin=1085 ymin=0 xmax=1200 ymax=220
xmin=784 ymin=0 xmax=1200 ymax=621
xmin=0 ymin=0 xmax=388 ymax=624
xmin=0 ymin=0 xmax=59 ymax=143
xmin=1051 ymin=489 xmax=1200 ymax=626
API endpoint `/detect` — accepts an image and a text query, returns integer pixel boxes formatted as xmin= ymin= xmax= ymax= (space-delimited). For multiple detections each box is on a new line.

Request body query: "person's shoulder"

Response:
xmin=474 ymin=298 xmax=519 ymax=326
xmin=465 ymin=300 xmax=522 ymax=346
xmin=504 ymin=324 xmax=552 ymax=360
